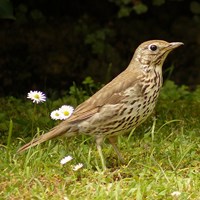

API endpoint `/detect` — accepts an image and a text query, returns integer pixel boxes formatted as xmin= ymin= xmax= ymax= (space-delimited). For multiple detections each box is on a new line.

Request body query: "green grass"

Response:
xmin=0 ymin=80 xmax=200 ymax=199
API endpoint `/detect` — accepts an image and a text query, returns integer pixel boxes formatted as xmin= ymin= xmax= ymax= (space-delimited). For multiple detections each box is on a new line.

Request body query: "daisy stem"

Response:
xmin=31 ymin=104 xmax=37 ymax=137
xmin=6 ymin=119 xmax=13 ymax=162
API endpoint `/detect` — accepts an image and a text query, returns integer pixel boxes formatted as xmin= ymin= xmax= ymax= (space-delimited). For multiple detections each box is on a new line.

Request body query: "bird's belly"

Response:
xmin=104 ymin=100 xmax=156 ymax=137
xmin=78 ymin=95 xmax=157 ymax=137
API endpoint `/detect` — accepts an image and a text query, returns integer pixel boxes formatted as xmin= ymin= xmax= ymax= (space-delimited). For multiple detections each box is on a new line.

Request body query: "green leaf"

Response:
xmin=0 ymin=0 xmax=15 ymax=19
xmin=133 ymin=3 xmax=148 ymax=15
xmin=118 ymin=6 xmax=132 ymax=18
xmin=190 ymin=1 xmax=200 ymax=14
xmin=152 ymin=0 xmax=165 ymax=6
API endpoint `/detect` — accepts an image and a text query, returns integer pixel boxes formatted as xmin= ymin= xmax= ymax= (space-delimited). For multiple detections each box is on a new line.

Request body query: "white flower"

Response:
xmin=27 ymin=90 xmax=46 ymax=104
xmin=171 ymin=191 xmax=181 ymax=197
xmin=50 ymin=105 xmax=74 ymax=120
xmin=59 ymin=105 xmax=74 ymax=120
xmin=73 ymin=163 xmax=83 ymax=171
xmin=50 ymin=110 xmax=63 ymax=120
xmin=60 ymin=155 xmax=73 ymax=165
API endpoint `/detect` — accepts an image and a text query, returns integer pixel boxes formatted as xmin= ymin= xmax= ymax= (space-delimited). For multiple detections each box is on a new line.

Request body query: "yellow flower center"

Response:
xmin=63 ymin=111 xmax=69 ymax=116
xmin=34 ymin=94 xmax=40 ymax=100
xmin=55 ymin=112 xmax=60 ymax=116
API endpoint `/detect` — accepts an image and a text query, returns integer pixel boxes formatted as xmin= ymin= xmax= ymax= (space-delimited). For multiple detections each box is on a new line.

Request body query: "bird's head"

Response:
xmin=133 ymin=40 xmax=183 ymax=67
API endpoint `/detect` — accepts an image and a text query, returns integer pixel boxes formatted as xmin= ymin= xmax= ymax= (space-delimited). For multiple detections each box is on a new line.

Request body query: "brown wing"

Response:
xmin=66 ymin=67 xmax=142 ymax=124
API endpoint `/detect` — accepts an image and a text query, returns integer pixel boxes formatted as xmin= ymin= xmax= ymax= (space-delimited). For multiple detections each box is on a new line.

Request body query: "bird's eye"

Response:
xmin=148 ymin=44 xmax=157 ymax=51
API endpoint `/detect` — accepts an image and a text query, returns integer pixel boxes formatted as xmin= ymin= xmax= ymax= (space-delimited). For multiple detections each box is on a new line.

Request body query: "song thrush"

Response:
xmin=18 ymin=40 xmax=183 ymax=169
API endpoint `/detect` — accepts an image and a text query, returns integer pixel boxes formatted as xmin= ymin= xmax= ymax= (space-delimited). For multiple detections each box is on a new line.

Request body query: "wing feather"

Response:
xmin=68 ymin=67 xmax=141 ymax=123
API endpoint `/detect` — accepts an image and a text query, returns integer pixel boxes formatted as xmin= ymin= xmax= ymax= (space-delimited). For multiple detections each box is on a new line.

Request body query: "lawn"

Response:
xmin=0 ymin=80 xmax=200 ymax=200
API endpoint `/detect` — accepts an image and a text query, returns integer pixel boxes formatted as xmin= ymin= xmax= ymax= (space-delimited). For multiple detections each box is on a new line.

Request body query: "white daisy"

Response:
xmin=60 ymin=155 xmax=73 ymax=165
xmin=59 ymin=105 xmax=74 ymax=120
xmin=27 ymin=90 xmax=46 ymax=104
xmin=171 ymin=191 xmax=181 ymax=197
xmin=50 ymin=110 xmax=63 ymax=120
xmin=73 ymin=163 xmax=83 ymax=171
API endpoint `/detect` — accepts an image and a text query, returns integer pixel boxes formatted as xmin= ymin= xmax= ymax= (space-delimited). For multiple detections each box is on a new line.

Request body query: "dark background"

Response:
xmin=0 ymin=0 xmax=200 ymax=97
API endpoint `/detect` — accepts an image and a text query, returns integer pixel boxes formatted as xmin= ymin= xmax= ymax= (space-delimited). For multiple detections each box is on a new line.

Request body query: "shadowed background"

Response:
xmin=0 ymin=0 xmax=199 ymax=97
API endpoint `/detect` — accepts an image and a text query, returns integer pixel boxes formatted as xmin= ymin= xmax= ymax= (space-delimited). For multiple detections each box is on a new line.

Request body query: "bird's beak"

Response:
xmin=168 ymin=42 xmax=184 ymax=49
xmin=163 ymin=42 xmax=183 ymax=54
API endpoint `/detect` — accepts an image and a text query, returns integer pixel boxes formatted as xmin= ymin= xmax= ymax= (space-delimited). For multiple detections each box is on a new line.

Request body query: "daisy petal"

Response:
xmin=59 ymin=105 xmax=74 ymax=120
xmin=73 ymin=163 xmax=83 ymax=171
xmin=50 ymin=110 xmax=63 ymax=120
xmin=27 ymin=90 xmax=46 ymax=104
xmin=171 ymin=191 xmax=181 ymax=197
xmin=60 ymin=155 xmax=73 ymax=165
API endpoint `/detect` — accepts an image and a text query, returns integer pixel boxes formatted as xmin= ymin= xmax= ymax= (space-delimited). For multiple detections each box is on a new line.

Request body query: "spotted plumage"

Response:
xmin=18 ymin=40 xmax=183 ymax=170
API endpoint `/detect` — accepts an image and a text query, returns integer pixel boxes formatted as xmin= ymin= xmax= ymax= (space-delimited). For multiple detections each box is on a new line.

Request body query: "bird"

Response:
xmin=17 ymin=40 xmax=183 ymax=170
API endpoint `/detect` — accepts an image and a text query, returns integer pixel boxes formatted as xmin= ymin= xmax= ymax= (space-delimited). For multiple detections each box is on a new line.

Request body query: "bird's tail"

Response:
xmin=17 ymin=123 xmax=74 ymax=153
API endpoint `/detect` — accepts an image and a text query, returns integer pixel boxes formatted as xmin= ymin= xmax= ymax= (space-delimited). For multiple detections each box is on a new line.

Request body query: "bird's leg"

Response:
xmin=108 ymin=136 xmax=125 ymax=163
xmin=96 ymin=137 xmax=107 ymax=170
